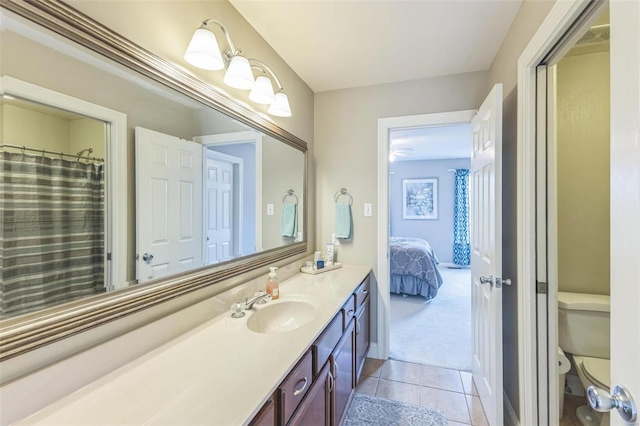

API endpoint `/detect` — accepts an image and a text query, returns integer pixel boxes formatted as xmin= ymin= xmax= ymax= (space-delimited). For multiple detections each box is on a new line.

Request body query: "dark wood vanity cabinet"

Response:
xmin=249 ymin=397 xmax=276 ymax=426
xmin=331 ymin=320 xmax=355 ymax=426
xmin=278 ymin=350 xmax=313 ymax=425
xmin=353 ymin=276 xmax=370 ymax=385
xmin=289 ymin=362 xmax=331 ymax=426
xmin=354 ymin=297 xmax=370 ymax=384
xmin=252 ymin=273 xmax=370 ymax=426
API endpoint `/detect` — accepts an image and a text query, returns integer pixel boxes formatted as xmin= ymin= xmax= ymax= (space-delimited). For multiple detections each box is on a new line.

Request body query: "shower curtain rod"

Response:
xmin=1 ymin=143 xmax=104 ymax=162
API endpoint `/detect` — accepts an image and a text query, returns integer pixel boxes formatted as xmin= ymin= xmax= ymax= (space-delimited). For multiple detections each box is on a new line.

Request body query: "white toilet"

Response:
xmin=558 ymin=291 xmax=611 ymax=426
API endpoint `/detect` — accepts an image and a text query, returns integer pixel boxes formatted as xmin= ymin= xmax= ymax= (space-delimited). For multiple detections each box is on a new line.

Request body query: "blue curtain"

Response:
xmin=453 ymin=169 xmax=470 ymax=266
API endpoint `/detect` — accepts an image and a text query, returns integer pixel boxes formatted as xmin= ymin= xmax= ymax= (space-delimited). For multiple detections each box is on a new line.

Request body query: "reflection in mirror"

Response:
xmin=1 ymin=96 xmax=108 ymax=318
xmin=0 ymin=7 xmax=306 ymax=323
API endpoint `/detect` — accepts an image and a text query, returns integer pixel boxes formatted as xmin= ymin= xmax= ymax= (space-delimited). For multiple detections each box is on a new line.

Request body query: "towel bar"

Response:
xmin=334 ymin=188 xmax=353 ymax=205
xmin=282 ymin=189 xmax=299 ymax=204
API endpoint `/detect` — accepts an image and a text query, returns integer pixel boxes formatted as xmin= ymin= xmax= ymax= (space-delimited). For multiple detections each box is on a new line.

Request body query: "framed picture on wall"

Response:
xmin=402 ymin=178 xmax=438 ymax=220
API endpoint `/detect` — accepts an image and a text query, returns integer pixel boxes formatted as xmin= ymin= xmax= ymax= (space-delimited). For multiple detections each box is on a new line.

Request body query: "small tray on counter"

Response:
xmin=300 ymin=262 xmax=342 ymax=275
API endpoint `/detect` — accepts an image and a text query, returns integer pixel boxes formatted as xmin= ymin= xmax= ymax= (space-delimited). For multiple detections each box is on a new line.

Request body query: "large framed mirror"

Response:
xmin=0 ymin=0 xmax=307 ymax=362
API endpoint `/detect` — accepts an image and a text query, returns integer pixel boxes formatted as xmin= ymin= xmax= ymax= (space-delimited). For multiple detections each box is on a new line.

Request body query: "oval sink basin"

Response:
xmin=247 ymin=301 xmax=315 ymax=334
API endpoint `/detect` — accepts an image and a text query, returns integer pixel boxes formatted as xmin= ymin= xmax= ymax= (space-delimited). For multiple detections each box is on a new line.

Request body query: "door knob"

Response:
xmin=496 ymin=277 xmax=512 ymax=288
xmin=480 ymin=275 xmax=494 ymax=287
xmin=142 ymin=253 xmax=154 ymax=263
xmin=587 ymin=385 xmax=637 ymax=423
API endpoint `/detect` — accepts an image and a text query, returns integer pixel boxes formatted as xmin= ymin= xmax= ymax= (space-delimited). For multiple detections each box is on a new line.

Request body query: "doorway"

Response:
xmin=386 ymin=124 xmax=473 ymax=372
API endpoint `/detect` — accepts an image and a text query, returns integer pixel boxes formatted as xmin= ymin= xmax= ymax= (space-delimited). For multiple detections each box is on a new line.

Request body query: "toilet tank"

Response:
xmin=557 ymin=292 xmax=610 ymax=358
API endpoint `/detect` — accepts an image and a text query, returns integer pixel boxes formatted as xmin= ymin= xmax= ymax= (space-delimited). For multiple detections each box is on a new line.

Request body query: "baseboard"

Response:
xmin=368 ymin=343 xmax=382 ymax=359
xmin=504 ymin=392 xmax=519 ymax=426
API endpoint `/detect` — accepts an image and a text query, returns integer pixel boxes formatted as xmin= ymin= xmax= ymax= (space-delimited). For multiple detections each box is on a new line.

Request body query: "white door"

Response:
xmin=470 ymin=83 xmax=503 ymax=426
xmin=609 ymin=2 xmax=640 ymax=424
xmin=204 ymin=155 xmax=234 ymax=264
xmin=135 ymin=127 xmax=203 ymax=282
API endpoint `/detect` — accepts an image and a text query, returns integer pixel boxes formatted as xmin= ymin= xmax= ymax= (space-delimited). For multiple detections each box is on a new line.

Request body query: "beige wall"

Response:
xmin=262 ymin=135 xmax=305 ymax=250
xmin=486 ymin=0 xmax=556 ymax=419
xmin=314 ymin=70 xmax=489 ymax=340
xmin=556 ymin=51 xmax=610 ymax=295
xmin=3 ymin=103 xmax=105 ymax=158
xmin=3 ymin=104 xmax=72 ymax=151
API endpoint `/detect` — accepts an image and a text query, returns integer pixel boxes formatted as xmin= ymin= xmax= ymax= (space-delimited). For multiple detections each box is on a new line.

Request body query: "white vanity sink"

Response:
xmin=246 ymin=301 xmax=316 ymax=334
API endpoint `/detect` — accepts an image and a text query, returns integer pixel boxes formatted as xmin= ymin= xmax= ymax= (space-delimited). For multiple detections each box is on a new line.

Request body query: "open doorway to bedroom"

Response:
xmin=387 ymin=122 xmax=473 ymax=373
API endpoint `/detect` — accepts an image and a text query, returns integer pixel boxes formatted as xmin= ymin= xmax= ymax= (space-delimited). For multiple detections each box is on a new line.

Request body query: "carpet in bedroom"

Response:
xmin=390 ymin=266 xmax=472 ymax=371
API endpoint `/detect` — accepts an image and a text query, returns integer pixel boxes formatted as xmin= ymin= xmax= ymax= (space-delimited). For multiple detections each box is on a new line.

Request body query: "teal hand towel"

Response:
xmin=335 ymin=203 xmax=352 ymax=239
xmin=281 ymin=203 xmax=298 ymax=237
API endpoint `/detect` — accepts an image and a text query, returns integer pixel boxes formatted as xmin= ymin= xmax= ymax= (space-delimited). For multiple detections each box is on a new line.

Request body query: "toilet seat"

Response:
xmin=575 ymin=355 xmax=610 ymax=389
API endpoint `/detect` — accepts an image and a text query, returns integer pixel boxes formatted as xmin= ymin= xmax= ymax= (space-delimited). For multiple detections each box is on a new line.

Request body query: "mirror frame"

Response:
xmin=0 ymin=0 xmax=308 ymax=362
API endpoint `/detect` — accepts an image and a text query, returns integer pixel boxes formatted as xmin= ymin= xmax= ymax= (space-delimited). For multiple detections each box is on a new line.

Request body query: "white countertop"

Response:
xmin=18 ymin=265 xmax=371 ymax=426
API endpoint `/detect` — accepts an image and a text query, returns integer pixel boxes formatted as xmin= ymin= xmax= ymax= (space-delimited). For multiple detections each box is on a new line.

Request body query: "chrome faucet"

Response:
xmin=245 ymin=292 xmax=270 ymax=310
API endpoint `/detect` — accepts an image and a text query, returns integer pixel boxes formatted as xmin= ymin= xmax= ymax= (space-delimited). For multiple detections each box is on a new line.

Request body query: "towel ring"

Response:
xmin=282 ymin=189 xmax=299 ymax=204
xmin=334 ymin=188 xmax=353 ymax=205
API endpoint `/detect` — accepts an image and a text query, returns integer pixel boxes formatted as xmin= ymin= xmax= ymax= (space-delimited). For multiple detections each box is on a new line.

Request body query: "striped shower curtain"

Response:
xmin=453 ymin=169 xmax=471 ymax=266
xmin=1 ymin=152 xmax=105 ymax=319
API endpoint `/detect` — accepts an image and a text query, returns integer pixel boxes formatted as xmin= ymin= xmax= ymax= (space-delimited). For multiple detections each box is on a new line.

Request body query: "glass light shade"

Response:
xmin=223 ymin=55 xmax=255 ymax=90
xmin=249 ymin=75 xmax=276 ymax=105
xmin=268 ymin=92 xmax=292 ymax=117
xmin=184 ymin=28 xmax=224 ymax=70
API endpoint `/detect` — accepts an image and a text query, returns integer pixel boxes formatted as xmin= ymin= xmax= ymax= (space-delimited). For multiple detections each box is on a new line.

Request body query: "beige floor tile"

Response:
xmin=355 ymin=375 xmax=378 ymax=396
xmin=420 ymin=387 xmax=471 ymax=424
xmin=460 ymin=371 xmax=479 ymax=396
xmin=466 ymin=394 xmax=489 ymax=426
xmin=380 ymin=359 xmax=422 ymax=385
xmin=375 ymin=379 xmax=421 ymax=405
xmin=361 ymin=358 xmax=385 ymax=378
xmin=420 ymin=364 xmax=464 ymax=393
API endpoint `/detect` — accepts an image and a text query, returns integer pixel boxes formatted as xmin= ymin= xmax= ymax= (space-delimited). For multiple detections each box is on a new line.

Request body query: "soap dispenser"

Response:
xmin=266 ymin=267 xmax=279 ymax=300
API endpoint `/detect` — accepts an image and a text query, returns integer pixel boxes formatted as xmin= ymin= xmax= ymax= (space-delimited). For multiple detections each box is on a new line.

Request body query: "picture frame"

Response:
xmin=402 ymin=178 xmax=438 ymax=220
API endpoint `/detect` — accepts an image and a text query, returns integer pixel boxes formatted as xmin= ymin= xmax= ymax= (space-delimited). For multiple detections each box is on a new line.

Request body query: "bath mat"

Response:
xmin=344 ymin=394 xmax=447 ymax=426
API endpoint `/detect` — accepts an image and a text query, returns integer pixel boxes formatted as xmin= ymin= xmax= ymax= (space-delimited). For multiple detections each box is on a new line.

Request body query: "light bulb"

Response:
xmin=184 ymin=27 xmax=224 ymax=70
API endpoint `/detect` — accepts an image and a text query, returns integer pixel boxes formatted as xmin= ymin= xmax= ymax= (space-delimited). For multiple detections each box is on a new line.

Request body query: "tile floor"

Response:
xmin=356 ymin=358 xmax=489 ymax=425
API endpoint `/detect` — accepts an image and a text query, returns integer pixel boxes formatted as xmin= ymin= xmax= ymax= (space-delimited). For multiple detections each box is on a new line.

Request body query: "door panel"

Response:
xmin=135 ymin=127 xmax=203 ymax=282
xmin=471 ymin=84 xmax=503 ymax=426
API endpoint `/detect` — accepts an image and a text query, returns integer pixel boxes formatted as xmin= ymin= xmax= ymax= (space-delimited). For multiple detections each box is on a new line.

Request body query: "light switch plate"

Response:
xmin=267 ymin=204 xmax=274 ymax=215
xmin=364 ymin=203 xmax=373 ymax=217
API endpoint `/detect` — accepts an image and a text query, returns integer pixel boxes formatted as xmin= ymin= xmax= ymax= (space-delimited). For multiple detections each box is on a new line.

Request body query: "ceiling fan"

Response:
xmin=389 ymin=144 xmax=414 ymax=162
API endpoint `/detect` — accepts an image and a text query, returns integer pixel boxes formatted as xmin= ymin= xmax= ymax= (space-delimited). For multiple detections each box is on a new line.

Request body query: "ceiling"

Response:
xmin=229 ymin=0 xmax=523 ymax=93
xmin=390 ymin=124 xmax=472 ymax=161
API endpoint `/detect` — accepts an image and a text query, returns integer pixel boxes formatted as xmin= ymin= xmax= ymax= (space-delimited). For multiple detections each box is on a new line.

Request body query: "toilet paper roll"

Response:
xmin=558 ymin=347 xmax=571 ymax=374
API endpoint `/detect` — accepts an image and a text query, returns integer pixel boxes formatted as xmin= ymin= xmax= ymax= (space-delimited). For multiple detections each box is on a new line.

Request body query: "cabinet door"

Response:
xmin=355 ymin=297 xmax=370 ymax=385
xmin=289 ymin=362 xmax=330 ymax=426
xmin=332 ymin=320 xmax=354 ymax=426
xmin=249 ymin=397 xmax=275 ymax=426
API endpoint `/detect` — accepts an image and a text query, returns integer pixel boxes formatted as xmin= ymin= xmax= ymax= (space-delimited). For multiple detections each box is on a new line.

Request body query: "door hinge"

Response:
xmin=106 ymin=253 xmax=112 ymax=261
xmin=536 ymin=281 xmax=548 ymax=294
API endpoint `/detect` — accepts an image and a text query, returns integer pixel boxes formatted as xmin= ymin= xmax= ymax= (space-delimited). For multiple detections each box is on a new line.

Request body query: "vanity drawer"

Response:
xmin=341 ymin=295 xmax=356 ymax=329
xmin=279 ymin=350 xmax=313 ymax=424
xmin=354 ymin=276 xmax=370 ymax=310
xmin=313 ymin=312 xmax=343 ymax=376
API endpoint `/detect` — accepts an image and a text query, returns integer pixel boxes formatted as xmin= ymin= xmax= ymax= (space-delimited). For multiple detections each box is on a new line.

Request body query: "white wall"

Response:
xmin=389 ymin=158 xmax=471 ymax=263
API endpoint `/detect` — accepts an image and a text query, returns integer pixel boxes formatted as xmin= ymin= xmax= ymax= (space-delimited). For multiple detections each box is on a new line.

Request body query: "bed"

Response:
xmin=390 ymin=236 xmax=443 ymax=300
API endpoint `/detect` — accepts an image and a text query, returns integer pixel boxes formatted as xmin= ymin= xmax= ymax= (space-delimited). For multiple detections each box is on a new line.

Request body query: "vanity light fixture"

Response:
xmin=185 ymin=19 xmax=292 ymax=116
xmin=249 ymin=60 xmax=292 ymax=117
